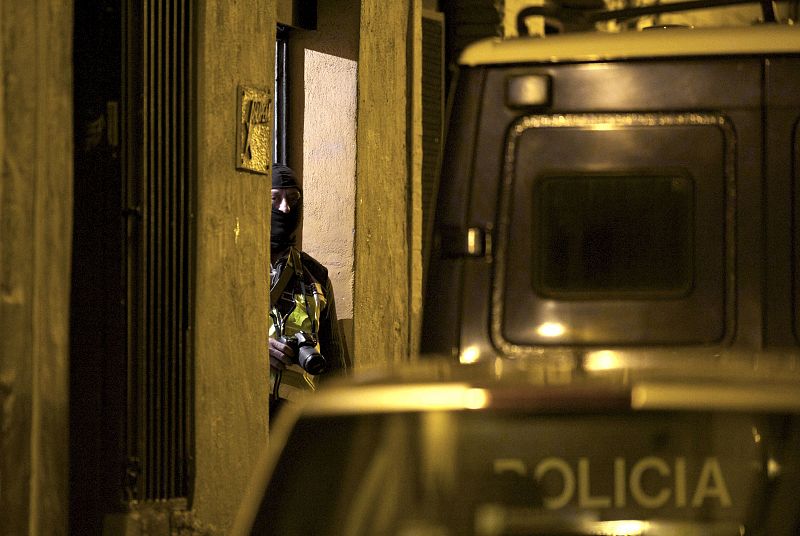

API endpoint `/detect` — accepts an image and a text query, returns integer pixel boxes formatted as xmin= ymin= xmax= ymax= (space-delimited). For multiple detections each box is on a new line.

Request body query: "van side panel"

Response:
xmin=764 ymin=58 xmax=800 ymax=346
xmin=421 ymin=68 xmax=486 ymax=356
xmin=425 ymin=56 xmax=800 ymax=359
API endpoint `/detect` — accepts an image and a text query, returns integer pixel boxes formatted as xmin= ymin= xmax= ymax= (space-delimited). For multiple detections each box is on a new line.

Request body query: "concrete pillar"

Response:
xmin=355 ymin=0 xmax=423 ymax=365
xmin=192 ymin=1 xmax=274 ymax=531
xmin=0 ymin=1 xmax=73 ymax=534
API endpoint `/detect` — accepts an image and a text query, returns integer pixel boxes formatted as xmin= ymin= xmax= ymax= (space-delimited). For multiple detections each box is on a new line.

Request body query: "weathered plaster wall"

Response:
xmin=302 ymin=49 xmax=357 ymax=323
xmin=286 ymin=0 xmax=360 ymax=354
xmin=285 ymin=0 xmax=424 ymax=363
xmin=601 ymin=0 xmax=784 ymax=30
xmin=643 ymin=1 xmax=772 ymax=27
xmin=355 ymin=0 xmax=422 ymax=365
xmin=193 ymin=1 xmax=274 ymax=531
xmin=0 ymin=1 xmax=73 ymax=534
xmin=505 ymin=0 xmax=545 ymax=36
xmin=286 ymin=0 xmax=360 ymax=179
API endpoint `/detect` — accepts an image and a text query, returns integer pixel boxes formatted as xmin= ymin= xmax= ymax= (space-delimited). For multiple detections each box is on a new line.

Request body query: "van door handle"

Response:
xmin=439 ymin=225 xmax=491 ymax=258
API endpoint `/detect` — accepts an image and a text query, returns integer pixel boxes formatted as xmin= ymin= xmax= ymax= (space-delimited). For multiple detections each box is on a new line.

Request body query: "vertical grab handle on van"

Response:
xmin=438 ymin=225 xmax=491 ymax=258
xmin=466 ymin=227 xmax=487 ymax=256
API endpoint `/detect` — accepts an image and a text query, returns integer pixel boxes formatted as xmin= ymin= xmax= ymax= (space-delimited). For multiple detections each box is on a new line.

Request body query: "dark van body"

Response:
xmin=422 ymin=25 xmax=800 ymax=369
xmin=233 ymin=358 xmax=800 ymax=535
xmin=232 ymin=23 xmax=800 ymax=536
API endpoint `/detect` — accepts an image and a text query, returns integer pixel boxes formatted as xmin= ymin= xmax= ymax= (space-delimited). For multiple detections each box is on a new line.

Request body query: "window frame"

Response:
xmin=491 ymin=112 xmax=734 ymax=351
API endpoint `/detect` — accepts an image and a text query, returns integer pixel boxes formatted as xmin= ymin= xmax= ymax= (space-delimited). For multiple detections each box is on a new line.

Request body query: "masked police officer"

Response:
xmin=268 ymin=164 xmax=349 ymax=418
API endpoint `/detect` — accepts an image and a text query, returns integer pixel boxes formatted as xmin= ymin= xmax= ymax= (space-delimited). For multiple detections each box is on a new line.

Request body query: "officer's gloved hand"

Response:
xmin=269 ymin=336 xmax=295 ymax=371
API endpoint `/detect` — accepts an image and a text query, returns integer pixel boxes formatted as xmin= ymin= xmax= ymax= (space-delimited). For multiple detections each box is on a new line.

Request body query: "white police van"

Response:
xmin=232 ymin=358 xmax=800 ymax=535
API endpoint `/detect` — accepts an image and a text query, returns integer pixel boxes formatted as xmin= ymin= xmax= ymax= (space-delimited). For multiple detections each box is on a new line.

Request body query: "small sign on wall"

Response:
xmin=237 ymin=85 xmax=271 ymax=175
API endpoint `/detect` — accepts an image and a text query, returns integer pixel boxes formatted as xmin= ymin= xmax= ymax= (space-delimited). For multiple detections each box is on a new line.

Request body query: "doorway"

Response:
xmin=71 ymin=1 xmax=126 ymax=533
xmin=71 ymin=1 xmax=195 ymax=532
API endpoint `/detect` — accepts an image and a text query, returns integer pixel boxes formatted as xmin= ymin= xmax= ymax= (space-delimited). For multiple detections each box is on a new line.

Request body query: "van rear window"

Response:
xmin=534 ymin=174 xmax=693 ymax=298
xmin=499 ymin=117 xmax=727 ymax=345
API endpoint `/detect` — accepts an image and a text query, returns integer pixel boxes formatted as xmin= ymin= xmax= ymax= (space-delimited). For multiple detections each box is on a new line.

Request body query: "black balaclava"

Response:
xmin=271 ymin=163 xmax=302 ymax=254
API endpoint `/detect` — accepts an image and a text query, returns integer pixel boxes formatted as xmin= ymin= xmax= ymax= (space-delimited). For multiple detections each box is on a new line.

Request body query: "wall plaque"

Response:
xmin=237 ymin=85 xmax=272 ymax=175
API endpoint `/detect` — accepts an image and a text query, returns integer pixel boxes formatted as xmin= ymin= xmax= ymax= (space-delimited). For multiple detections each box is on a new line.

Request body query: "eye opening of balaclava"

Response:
xmin=271 ymin=163 xmax=302 ymax=254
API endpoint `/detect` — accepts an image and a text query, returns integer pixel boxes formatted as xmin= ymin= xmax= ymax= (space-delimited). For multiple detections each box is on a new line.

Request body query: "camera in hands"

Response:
xmin=278 ymin=332 xmax=328 ymax=375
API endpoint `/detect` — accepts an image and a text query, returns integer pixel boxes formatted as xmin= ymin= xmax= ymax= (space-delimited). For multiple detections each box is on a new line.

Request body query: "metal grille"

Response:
xmin=126 ymin=0 xmax=194 ymax=502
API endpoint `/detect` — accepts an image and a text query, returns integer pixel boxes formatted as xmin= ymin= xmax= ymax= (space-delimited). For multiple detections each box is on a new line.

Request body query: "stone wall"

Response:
xmin=0 ymin=1 xmax=422 ymax=533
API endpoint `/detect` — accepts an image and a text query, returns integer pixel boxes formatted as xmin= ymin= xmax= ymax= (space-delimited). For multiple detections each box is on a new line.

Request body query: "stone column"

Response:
xmin=0 ymin=1 xmax=73 ymax=534
xmin=192 ymin=0 xmax=274 ymax=531
xmin=355 ymin=0 xmax=422 ymax=365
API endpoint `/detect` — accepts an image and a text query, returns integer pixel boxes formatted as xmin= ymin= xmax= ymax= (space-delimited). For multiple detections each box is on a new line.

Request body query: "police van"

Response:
xmin=233 ymin=359 xmax=800 ymax=535
xmin=421 ymin=3 xmax=800 ymax=375
xmin=232 ymin=5 xmax=800 ymax=536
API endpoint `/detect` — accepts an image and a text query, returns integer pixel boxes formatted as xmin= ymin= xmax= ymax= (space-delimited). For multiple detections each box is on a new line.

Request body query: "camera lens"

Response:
xmin=297 ymin=345 xmax=327 ymax=375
